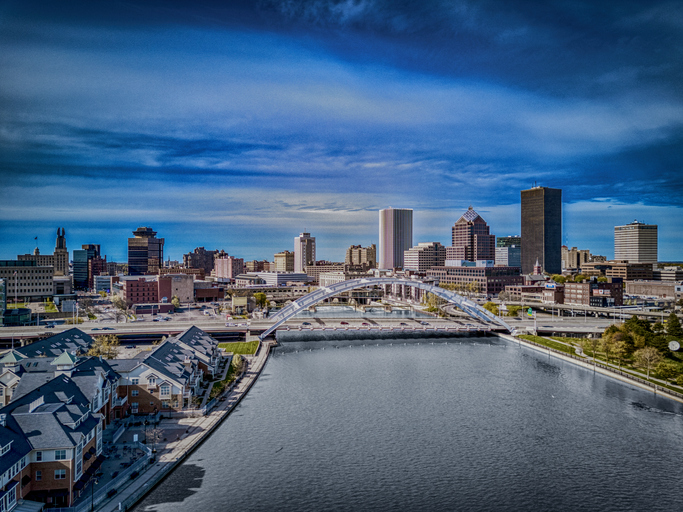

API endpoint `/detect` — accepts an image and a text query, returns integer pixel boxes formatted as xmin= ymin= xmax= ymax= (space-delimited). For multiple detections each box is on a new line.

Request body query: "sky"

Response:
xmin=1 ymin=0 xmax=682 ymax=263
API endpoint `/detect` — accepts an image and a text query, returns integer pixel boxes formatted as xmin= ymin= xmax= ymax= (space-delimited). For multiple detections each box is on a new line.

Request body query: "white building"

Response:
xmin=614 ymin=221 xmax=658 ymax=264
xmin=403 ymin=242 xmax=446 ymax=272
xmin=379 ymin=208 xmax=413 ymax=270
xmin=294 ymin=233 xmax=316 ymax=273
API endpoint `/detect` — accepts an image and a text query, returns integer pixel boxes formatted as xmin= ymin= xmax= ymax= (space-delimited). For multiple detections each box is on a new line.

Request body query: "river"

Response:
xmin=133 ymin=335 xmax=683 ymax=511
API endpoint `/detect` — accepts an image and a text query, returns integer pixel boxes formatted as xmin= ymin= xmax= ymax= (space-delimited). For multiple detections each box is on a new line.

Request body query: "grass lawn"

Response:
xmin=518 ymin=334 xmax=577 ymax=355
xmin=6 ymin=303 xmax=28 ymax=309
xmin=218 ymin=340 xmax=259 ymax=355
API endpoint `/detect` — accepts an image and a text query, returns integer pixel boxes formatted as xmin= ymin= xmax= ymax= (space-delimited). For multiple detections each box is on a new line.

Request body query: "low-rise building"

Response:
xmin=564 ymin=279 xmax=623 ymax=307
xmin=427 ymin=265 xmax=523 ymax=296
xmin=0 ymin=260 xmax=55 ymax=303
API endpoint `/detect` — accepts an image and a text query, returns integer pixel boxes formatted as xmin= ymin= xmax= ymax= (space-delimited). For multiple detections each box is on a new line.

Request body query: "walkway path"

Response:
xmin=97 ymin=339 xmax=275 ymax=512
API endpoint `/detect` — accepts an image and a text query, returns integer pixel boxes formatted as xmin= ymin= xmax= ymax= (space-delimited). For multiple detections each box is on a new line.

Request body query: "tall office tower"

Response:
xmin=614 ymin=221 xmax=658 ymax=264
xmin=449 ymin=207 xmax=496 ymax=262
xmin=54 ymin=227 xmax=69 ymax=276
xmin=73 ymin=244 xmax=100 ymax=290
xmin=273 ymin=250 xmax=295 ymax=272
xmin=294 ymin=233 xmax=316 ymax=273
xmin=128 ymin=227 xmax=165 ymax=276
xmin=345 ymin=244 xmax=377 ymax=269
xmin=379 ymin=208 xmax=413 ymax=269
xmin=521 ymin=186 xmax=562 ymax=274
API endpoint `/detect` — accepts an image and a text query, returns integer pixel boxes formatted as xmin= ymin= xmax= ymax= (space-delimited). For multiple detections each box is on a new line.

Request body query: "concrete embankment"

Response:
xmin=499 ymin=333 xmax=683 ymax=405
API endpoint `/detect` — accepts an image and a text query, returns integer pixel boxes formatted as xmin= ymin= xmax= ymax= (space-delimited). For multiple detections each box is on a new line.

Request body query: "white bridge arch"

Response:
xmin=258 ymin=277 xmax=513 ymax=340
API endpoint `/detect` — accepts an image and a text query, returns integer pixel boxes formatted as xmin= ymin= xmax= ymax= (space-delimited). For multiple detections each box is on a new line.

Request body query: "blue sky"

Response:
xmin=1 ymin=0 xmax=682 ymax=263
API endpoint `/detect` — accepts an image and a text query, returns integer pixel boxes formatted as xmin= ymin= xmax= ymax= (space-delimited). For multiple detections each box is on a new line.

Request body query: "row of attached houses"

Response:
xmin=0 ymin=326 xmax=225 ymax=510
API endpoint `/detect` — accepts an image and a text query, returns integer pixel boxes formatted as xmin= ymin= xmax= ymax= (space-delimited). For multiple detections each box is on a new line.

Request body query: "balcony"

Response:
xmin=113 ymin=395 xmax=127 ymax=407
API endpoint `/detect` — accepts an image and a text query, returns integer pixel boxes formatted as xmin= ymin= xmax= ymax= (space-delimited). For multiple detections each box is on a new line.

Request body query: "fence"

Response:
xmin=518 ymin=336 xmax=683 ymax=400
xmin=44 ymin=443 xmax=152 ymax=512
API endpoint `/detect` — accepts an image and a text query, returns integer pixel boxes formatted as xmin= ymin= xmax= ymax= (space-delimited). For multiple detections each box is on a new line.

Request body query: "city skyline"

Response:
xmin=1 ymin=1 xmax=682 ymax=261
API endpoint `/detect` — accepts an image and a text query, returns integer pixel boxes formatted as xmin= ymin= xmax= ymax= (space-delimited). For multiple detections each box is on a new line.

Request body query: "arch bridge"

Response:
xmin=258 ymin=277 xmax=513 ymax=340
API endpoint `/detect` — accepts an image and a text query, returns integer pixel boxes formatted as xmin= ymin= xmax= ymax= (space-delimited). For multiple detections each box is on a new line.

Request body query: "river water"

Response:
xmin=133 ymin=336 xmax=683 ymax=512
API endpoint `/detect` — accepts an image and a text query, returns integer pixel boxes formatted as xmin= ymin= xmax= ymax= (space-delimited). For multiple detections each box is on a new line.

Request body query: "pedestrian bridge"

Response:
xmin=258 ymin=277 xmax=513 ymax=340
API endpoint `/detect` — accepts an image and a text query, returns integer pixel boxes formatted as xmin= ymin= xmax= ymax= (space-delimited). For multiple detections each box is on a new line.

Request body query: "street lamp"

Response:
xmin=91 ymin=478 xmax=99 ymax=512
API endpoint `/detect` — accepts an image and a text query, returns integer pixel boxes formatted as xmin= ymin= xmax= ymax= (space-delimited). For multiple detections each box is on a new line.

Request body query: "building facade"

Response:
xmin=273 ymin=251 xmax=294 ymax=272
xmin=427 ymin=265 xmax=524 ymax=296
xmin=403 ymin=242 xmax=446 ymax=272
xmin=214 ymin=254 xmax=244 ymax=280
xmin=294 ymin=233 xmax=316 ymax=273
xmin=0 ymin=261 xmax=54 ymax=303
xmin=183 ymin=247 xmax=219 ymax=274
xmin=72 ymin=244 xmax=100 ymax=290
xmin=614 ymin=221 xmax=658 ymax=264
xmin=521 ymin=186 xmax=562 ymax=274
xmin=450 ymin=207 xmax=496 ymax=262
xmin=345 ymin=244 xmax=376 ymax=269
xmin=128 ymin=227 xmax=164 ymax=276
xmin=379 ymin=208 xmax=413 ymax=270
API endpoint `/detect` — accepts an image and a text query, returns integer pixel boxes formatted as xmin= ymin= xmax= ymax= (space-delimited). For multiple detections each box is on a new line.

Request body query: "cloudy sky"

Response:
xmin=1 ymin=0 xmax=682 ymax=263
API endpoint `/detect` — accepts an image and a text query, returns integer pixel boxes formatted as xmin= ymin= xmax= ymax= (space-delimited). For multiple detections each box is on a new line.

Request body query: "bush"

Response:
xmin=655 ymin=361 xmax=681 ymax=381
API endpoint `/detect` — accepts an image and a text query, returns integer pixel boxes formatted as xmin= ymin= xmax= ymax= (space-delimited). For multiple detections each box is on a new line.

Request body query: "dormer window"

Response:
xmin=1 ymin=441 xmax=11 ymax=456
xmin=148 ymin=378 xmax=156 ymax=386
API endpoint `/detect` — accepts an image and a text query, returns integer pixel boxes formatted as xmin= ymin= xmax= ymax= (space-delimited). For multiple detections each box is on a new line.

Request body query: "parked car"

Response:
xmin=340 ymin=321 xmax=349 ymax=325
xmin=361 ymin=322 xmax=370 ymax=326
xmin=302 ymin=322 xmax=311 ymax=326
xmin=399 ymin=322 xmax=408 ymax=326
xmin=420 ymin=321 xmax=430 ymax=325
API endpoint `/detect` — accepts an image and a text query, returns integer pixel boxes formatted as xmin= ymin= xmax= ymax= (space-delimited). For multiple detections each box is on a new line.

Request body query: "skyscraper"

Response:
xmin=521 ymin=186 xmax=562 ymax=274
xmin=614 ymin=221 xmax=658 ymax=264
xmin=449 ymin=207 xmax=496 ymax=263
xmin=294 ymin=232 xmax=316 ymax=273
xmin=128 ymin=227 xmax=164 ymax=276
xmin=73 ymin=244 xmax=100 ymax=290
xmin=379 ymin=208 xmax=413 ymax=269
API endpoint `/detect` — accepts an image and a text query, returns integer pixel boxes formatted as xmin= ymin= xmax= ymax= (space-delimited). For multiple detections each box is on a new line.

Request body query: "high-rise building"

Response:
xmin=73 ymin=244 xmax=100 ymax=290
xmin=379 ymin=208 xmax=413 ymax=269
xmin=273 ymin=251 xmax=295 ymax=272
xmin=403 ymin=242 xmax=446 ymax=272
xmin=294 ymin=233 xmax=316 ymax=273
xmin=54 ymin=227 xmax=68 ymax=276
xmin=449 ymin=207 xmax=496 ymax=263
xmin=128 ymin=227 xmax=165 ymax=276
xmin=561 ymin=246 xmax=591 ymax=271
xmin=345 ymin=244 xmax=377 ymax=269
xmin=521 ymin=186 xmax=562 ymax=274
xmin=214 ymin=253 xmax=245 ymax=280
xmin=614 ymin=221 xmax=658 ymax=264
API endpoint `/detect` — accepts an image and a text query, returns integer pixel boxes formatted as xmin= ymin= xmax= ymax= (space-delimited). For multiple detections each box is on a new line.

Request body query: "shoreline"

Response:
xmin=499 ymin=333 xmax=683 ymax=405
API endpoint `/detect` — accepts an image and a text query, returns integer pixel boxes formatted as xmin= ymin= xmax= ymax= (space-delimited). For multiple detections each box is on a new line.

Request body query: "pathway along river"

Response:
xmin=133 ymin=336 xmax=683 ymax=512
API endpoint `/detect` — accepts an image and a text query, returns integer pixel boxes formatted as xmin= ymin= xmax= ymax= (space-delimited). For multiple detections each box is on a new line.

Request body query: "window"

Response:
xmin=161 ymin=401 xmax=169 ymax=408
xmin=131 ymin=390 xmax=139 ymax=397
xmin=35 ymin=470 xmax=42 ymax=481
xmin=148 ymin=378 xmax=156 ymax=386
xmin=55 ymin=469 xmax=66 ymax=480
xmin=131 ymin=378 xmax=139 ymax=385
xmin=55 ymin=449 xmax=66 ymax=460
xmin=36 ymin=451 xmax=42 ymax=462
xmin=160 ymin=385 xmax=170 ymax=397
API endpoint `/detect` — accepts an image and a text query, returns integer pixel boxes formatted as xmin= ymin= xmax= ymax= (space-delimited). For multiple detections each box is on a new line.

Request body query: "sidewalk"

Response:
xmin=96 ymin=339 xmax=275 ymax=512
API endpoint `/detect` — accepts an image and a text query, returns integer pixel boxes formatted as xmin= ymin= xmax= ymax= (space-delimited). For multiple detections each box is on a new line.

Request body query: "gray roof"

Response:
xmin=17 ymin=328 xmax=94 ymax=358
xmin=143 ymin=341 xmax=196 ymax=386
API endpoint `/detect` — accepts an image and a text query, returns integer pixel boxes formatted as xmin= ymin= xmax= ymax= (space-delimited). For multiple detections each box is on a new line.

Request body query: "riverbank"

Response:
xmin=95 ymin=339 xmax=276 ymax=512
xmin=499 ymin=333 xmax=683 ymax=404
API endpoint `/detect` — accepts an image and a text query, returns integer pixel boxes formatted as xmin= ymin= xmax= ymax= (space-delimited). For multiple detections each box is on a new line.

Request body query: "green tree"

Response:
xmin=655 ymin=361 xmax=681 ymax=381
xmin=99 ymin=290 xmax=107 ymax=298
xmin=573 ymin=274 xmax=587 ymax=283
xmin=666 ymin=312 xmax=683 ymax=338
xmin=581 ymin=337 xmax=600 ymax=364
xmin=88 ymin=335 xmax=120 ymax=359
xmin=600 ymin=337 xmax=616 ymax=364
xmin=253 ymin=292 xmax=268 ymax=308
xmin=171 ymin=295 xmax=181 ymax=309
xmin=550 ymin=274 xmax=566 ymax=284
xmin=613 ymin=339 xmax=629 ymax=369
xmin=112 ymin=295 xmax=127 ymax=311
xmin=597 ymin=276 xmax=608 ymax=283
xmin=483 ymin=302 xmax=499 ymax=316
xmin=633 ymin=346 xmax=663 ymax=379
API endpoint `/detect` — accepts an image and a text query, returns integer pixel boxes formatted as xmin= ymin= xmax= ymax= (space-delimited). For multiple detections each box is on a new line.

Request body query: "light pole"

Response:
xmin=91 ymin=478 xmax=99 ymax=512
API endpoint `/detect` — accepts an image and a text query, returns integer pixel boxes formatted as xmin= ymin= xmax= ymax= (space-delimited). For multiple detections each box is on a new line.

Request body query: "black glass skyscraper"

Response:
xmin=521 ymin=186 xmax=562 ymax=274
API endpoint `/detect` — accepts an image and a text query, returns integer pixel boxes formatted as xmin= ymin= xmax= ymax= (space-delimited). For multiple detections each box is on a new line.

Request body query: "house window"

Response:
xmin=55 ymin=449 xmax=66 ymax=460
xmin=131 ymin=390 xmax=139 ymax=397
xmin=131 ymin=378 xmax=139 ymax=385
xmin=161 ymin=401 xmax=169 ymax=408
xmin=160 ymin=385 xmax=170 ymax=397
xmin=148 ymin=378 xmax=156 ymax=386
xmin=36 ymin=451 xmax=42 ymax=461
xmin=55 ymin=469 xmax=66 ymax=480
xmin=35 ymin=470 xmax=42 ymax=481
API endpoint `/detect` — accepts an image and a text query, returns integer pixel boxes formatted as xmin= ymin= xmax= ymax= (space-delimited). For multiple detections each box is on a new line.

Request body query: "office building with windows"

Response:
xmin=294 ymin=233 xmax=316 ymax=273
xmin=379 ymin=208 xmax=413 ymax=270
xmin=614 ymin=221 xmax=658 ymax=264
xmin=521 ymin=186 xmax=562 ymax=274
xmin=128 ymin=227 xmax=164 ymax=276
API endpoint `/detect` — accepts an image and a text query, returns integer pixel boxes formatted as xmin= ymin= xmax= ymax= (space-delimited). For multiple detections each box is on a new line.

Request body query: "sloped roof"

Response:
xmin=51 ymin=351 xmax=79 ymax=367
xmin=456 ymin=206 xmax=486 ymax=224
xmin=0 ymin=350 xmax=28 ymax=364
xmin=17 ymin=328 xmax=94 ymax=358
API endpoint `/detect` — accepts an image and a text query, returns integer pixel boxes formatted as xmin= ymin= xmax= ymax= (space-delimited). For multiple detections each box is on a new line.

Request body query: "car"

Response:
xmin=125 ymin=345 xmax=135 ymax=349
xmin=420 ymin=321 xmax=429 ymax=325
xmin=92 ymin=327 xmax=101 ymax=331
xmin=361 ymin=322 xmax=370 ymax=326
xmin=101 ymin=327 xmax=114 ymax=330
xmin=153 ymin=318 xmax=160 ymax=322
xmin=45 ymin=324 xmax=55 ymax=328
xmin=340 ymin=321 xmax=349 ymax=325
xmin=225 ymin=322 xmax=236 ymax=327
xmin=302 ymin=322 xmax=311 ymax=326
